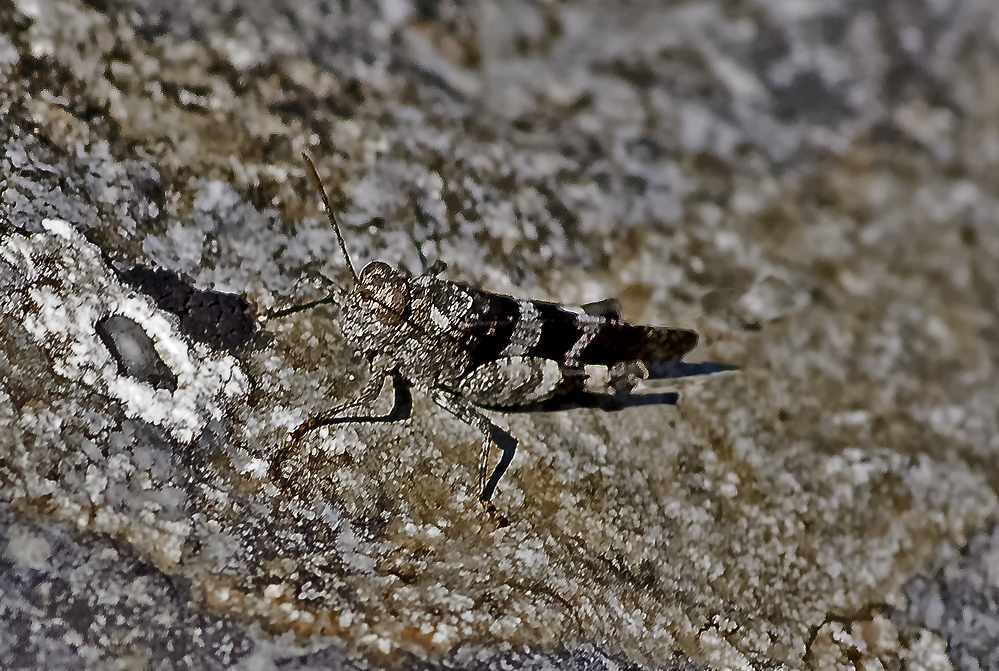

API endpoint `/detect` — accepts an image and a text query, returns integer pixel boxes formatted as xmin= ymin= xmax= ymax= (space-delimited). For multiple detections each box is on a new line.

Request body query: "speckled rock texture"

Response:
xmin=2 ymin=0 xmax=999 ymax=669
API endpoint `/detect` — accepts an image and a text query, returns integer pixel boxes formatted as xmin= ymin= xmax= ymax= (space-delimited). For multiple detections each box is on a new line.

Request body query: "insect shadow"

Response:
xmin=269 ymin=154 xmax=735 ymax=506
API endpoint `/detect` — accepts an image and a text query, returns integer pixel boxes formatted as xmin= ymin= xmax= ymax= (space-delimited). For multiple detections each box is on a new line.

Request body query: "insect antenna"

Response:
xmin=302 ymin=153 xmax=360 ymax=286
xmin=268 ymin=293 xmax=339 ymax=318
xmin=265 ymin=155 xmax=359 ymax=319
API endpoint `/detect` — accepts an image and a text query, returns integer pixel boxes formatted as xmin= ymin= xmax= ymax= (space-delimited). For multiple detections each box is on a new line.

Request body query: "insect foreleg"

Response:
xmin=423 ymin=259 xmax=447 ymax=276
xmin=429 ymin=389 xmax=517 ymax=502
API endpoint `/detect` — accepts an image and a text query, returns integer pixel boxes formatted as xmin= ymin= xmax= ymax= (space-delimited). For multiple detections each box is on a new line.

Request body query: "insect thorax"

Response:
xmin=339 ymin=281 xmax=472 ymax=388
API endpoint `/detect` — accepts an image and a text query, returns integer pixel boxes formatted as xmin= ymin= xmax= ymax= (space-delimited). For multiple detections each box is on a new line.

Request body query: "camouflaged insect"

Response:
xmin=276 ymin=155 xmax=699 ymax=503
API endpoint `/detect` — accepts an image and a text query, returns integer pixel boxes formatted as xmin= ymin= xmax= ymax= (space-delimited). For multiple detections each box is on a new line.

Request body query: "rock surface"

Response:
xmin=2 ymin=0 xmax=999 ymax=668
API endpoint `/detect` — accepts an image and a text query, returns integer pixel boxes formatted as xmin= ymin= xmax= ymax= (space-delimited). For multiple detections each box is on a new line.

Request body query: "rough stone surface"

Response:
xmin=2 ymin=0 xmax=999 ymax=668
xmin=892 ymin=524 xmax=999 ymax=671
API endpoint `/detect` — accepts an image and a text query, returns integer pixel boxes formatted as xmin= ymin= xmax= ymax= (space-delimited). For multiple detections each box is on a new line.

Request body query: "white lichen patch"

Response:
xmin=2 ymin=219 xmax=248 ymax=444
xmin=0 ymin=220 xmax=248 ymax=567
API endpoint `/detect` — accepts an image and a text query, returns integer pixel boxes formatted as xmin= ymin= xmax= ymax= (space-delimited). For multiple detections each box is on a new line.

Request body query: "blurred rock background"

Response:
xmin=2 ymin=0 xmax=999 ymax=668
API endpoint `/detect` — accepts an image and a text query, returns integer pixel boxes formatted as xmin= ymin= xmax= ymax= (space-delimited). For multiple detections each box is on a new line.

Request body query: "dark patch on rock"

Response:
xmin=819 ymin=14 xmax=851 ymax=44
xmin=686 ymin=151 xmax=734 ymax=205
xmin=655 ymin=46 xmax=731 ymax=109
xmin=874 ymin=0 xmax=961 ymax=111
xmin=96 ymin=314 xmax=178 ymax=391
xmin=0 ymin=2 xmax=33 ymax=53
xmin=265 ymin=70 xmax=364 ymax=123
xmin=748 ymin=24 xmax=791 ymax=74
xmin=773 ymin=71 xmax=852 ymax=125
xmin=395 ymin=59 xmax=470 ymax=105
xmin=892 ymin=523 xmax=999 ymax=671
xmin=124 ymin=161 xmax=167 ymax=228
xmin=14 ymin=53 xmax=122 ymax=145
xmin=607 ymin=58 xmax=659 ymax=91
xmin=158 ymin=79 xmax=215 ymax=115
xmin=119 ymin=266 xmax=254 ymax=350
xmin=79 ymin=0 xmax=113 ymax=14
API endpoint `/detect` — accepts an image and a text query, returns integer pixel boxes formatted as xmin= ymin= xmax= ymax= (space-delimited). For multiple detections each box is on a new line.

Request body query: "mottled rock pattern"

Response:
xmin=2 ymin=0 xmax=999 ymax=668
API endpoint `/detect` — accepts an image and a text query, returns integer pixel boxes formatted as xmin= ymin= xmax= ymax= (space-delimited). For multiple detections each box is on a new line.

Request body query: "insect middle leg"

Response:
xmin=290 ymin=370 xmax=413 ymax=440
xmin=429 ymin=389 xmax=517 ymax=502
xmin=271 ymin=370 xmax=412 ymax=482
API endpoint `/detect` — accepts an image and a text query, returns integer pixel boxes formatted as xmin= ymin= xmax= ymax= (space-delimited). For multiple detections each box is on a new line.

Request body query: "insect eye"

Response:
xmin=359 ymin=262 xmax=409 ymax=323
xmin=360 ymin=261 xmax=393 ymax=283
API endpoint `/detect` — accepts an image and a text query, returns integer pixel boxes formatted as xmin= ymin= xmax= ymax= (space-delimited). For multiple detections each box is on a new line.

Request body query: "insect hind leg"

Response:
xmin=481 ymin=424 xmax=517 ymax=502
xmin=430 ymin=389 xmax=517 ymax=502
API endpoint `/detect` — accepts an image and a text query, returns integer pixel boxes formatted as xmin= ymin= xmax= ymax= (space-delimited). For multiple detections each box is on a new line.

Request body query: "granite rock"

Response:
xmin=2 ymin=0 xmax=999 ymax=668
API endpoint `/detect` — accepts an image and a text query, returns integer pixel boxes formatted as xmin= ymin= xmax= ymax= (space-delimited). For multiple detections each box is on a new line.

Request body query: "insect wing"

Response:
xmin=575 ymin=322 xmax=698 ymax=367
xmin=449 ymin=285 xmax=698 ymax=371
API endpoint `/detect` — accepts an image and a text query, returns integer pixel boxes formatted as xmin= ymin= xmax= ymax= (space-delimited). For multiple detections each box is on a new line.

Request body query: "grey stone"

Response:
xmin=96 ymin=314 xmax=179 ymax=391
xmin=2 ymin=0 xmax=999 ymax=668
